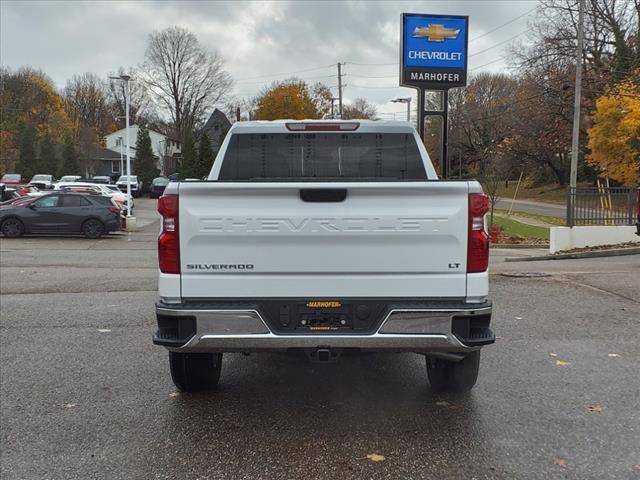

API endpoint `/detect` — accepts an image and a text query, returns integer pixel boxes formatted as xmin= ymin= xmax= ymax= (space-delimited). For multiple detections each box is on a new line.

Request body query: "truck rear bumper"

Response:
xmin=154 ymin=301 xmax=494 ymax=354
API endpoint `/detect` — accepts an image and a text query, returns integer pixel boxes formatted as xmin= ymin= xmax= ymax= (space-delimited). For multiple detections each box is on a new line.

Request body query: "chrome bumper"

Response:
xmin=155 ymin=304 xmax=493 ymax=353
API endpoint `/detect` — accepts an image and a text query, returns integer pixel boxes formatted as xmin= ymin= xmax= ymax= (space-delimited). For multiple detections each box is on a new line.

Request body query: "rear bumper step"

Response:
xmin=153 ymin=300 xmax=493 ymax=353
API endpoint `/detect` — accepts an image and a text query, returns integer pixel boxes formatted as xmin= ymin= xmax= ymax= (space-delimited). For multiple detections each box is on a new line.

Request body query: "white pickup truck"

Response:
xmin=154 ymin=120 xmax=494 ymax=393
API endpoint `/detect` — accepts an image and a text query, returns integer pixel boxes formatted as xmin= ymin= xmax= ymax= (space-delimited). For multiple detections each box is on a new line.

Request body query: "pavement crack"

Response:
xmin=552 ymin=276 xmax=640 ymax=305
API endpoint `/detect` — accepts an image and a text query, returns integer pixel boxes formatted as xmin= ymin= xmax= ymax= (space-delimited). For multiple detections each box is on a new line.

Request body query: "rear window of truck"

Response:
xmin=218 ymin=133 xmax=427 ymax=181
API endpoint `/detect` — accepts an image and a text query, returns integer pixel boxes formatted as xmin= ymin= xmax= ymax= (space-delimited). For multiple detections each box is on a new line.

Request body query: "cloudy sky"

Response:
xmin=1 ymin=0 xmax=539 ymax=119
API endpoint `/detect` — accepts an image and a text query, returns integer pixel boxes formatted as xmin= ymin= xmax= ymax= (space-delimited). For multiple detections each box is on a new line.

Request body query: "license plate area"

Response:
xmin=300 ymin=304 xmax=350 ymax=331
xmin=258 ymin=300 xmax=389 ymax=334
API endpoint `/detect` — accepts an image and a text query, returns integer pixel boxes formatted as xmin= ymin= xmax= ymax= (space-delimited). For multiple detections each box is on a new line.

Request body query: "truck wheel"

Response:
xmin=426 ymin=351 xmax=480 ymax=393
xmin=169 ymin=352 xmax=223 ymax=392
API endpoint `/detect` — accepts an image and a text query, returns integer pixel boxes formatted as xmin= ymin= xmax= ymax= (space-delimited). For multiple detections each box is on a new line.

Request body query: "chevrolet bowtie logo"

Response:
xmin=412 ymin=24 xmax=460 ymax=42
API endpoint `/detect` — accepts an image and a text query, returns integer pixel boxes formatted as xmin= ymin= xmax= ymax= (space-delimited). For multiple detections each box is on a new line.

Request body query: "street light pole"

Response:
xmin=390 ymin=97 xmax=412 ymax=124
xmin=110 ymin=74 xmax=133 ymax=220
xmin=119 ymin=136 xmax=123 ymax=178
xmin=123 ymin=76 xmax=132 ymax=217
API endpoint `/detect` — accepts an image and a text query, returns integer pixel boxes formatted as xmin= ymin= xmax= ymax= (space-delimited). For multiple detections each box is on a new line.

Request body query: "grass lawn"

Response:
xmin=492 ymin=216 xmax=550 ymax=240
xmin=493 ymin=209 xmax=565 ymax=226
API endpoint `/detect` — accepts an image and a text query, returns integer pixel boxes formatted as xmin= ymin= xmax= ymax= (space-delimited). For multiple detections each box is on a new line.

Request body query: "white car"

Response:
xmin=59 ymin=175 xmax=82 ymax=183
xmin=55 ymin=182 xmax=134 ymax=211
xmin=29 ymin=174 xmax=56 ymax=190
xmin=116 ymin=175 xmax=142 ymax=197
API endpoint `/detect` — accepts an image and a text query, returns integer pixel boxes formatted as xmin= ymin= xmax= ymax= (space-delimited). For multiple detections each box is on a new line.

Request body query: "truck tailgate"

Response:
xmin=178 ymin=182 xmax=470 ymax=298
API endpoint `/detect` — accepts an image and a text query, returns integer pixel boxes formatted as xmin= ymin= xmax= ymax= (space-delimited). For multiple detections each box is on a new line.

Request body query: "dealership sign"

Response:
xmin=400 ymin=13 xmax=469 ymax=89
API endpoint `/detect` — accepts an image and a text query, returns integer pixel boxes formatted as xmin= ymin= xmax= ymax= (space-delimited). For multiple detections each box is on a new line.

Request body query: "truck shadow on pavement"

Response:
xmin=153 ymin=351 xmax=495 ymax=477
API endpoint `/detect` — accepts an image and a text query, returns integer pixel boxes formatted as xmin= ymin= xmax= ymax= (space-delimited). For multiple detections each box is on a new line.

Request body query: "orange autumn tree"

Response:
xmin=255 ymin=80 xmax=319 ymax=120
xmin=587 ymin=73 xmax=640 ymax=185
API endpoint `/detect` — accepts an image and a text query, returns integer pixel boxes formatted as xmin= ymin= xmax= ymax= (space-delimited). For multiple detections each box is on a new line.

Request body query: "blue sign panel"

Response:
xmin=400 ymin=13 xmax=468 ymax=89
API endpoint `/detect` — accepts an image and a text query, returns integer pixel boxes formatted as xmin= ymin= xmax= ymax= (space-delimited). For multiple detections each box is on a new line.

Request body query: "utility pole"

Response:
xmin=337 ymin=63 xmax=343 ymax=119
xmin=569 ymin=0 xmax=586 ymax=190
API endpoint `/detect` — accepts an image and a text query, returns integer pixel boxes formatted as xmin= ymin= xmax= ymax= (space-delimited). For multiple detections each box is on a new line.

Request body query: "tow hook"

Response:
xmin=304 ymin=348 xmax=342 ymax=363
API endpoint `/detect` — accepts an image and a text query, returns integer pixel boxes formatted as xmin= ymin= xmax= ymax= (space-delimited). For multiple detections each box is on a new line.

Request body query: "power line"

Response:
xmin=469 ymin=6 xmax=539 ymax=42
xmin=469 ymin=57 xmax=507 ymax=72
xmin=468 ymin=28 xmax=533 ymax=58
xmin=235 ymin=74 xmax=337 ymax=85
xmin=235 ymin=63 xmax=335 ymax=81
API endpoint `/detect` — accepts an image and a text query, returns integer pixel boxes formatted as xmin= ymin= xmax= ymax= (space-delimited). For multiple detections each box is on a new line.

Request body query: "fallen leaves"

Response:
xmin=549 ymin=352 xmax=558 ymax=357
xmin=587 ymin=404 xmax=605 ymax=413
xmin=366 ymin=453 xmax=385 ymax=462
xmin=435 ymin=400 xmax=450 ymax=406
xmin=555 ymin=360 xmax=570 ymax=366
xmin=554 ymin=457 xmax=567 ymax=467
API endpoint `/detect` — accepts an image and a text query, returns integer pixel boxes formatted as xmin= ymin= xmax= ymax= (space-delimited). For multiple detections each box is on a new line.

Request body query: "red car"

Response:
xmin=0 ymin=173 xmax=25 ymax=185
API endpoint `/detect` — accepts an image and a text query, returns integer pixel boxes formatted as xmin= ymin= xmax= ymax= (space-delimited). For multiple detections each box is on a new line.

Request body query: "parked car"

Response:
xmin=29 ymin=174 xmax=56 ymax=190
xmin=0 ymin=186 xmax=21 ymax=203
xmin=15 ymin=185 xmax=43 ymax=197
xmin=0 ymin=173 xmax=26 ymax=185
xmin=55 ymin=182 xmax=134 ymax=211
xmin=149 ymin=177 xmax=170 ymax=198
xmin=0 ymin=192 xmax=120 ymax=239
xmin=116 ymin=175 xmax=142 ymax=197
xmin=91 ymin=176 xmax=112 ymax=184
xmin=59 ymin=175 xmax=82 ymax=183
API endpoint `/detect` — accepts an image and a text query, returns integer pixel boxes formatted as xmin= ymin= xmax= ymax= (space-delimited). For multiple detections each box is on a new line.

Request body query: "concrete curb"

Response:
xmin=504 ymin=246 xmax=640 ymax=262
xmin=491 ymin=244 xmax=548 ymax=249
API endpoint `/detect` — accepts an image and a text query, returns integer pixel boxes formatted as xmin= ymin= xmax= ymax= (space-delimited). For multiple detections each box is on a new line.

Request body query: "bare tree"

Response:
xmin=310 ymin=82 xmax=334 ymax=118
xmin=64 ymin=72 xmax=113 ymax=139
xmin=63 ymin=72 xmax=115 ymax=174
xmin=142 ymin=26 xmax=233 ymax=140
xmin=342 ymin=97 xmax=378 ymax=120
xmin=107 ymin=67 xmax=154 ymax=128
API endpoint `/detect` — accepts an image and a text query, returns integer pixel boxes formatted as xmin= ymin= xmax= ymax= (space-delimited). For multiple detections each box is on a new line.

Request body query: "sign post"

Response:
xmin=400 ymin=13 xmax=469 ymax=178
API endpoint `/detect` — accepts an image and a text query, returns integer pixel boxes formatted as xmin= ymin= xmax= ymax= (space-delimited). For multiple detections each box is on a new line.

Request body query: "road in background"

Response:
xmin=1 ymin=198 xmax=639 ymax=479
xmin=495 ymin=198 xmax=566 ymax=218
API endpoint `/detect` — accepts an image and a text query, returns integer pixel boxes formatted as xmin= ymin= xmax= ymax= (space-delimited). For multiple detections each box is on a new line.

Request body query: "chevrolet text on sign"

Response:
xmin=400 ymin=13 xmax=469 ymax=89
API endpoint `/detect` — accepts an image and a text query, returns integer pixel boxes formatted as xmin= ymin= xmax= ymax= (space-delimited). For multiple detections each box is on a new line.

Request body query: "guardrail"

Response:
xmin=566 ymin=186 xmax=639 ymax=227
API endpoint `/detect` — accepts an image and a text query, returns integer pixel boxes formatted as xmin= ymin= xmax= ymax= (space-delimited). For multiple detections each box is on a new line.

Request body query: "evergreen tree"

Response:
xmin=38 ymin=134 xmax=58 ymax=174
xmin=180 ymin=130 xmax=197 ymax=179
xmin=134 ymin=126 xmax=159 ymax=191
xmin=196 ymin=132 xmax=215 ymax=178
xmin=59 ymin=137 xmax=80 ymax=177
xmin=16 ymin=126 xmax=36 ymax=178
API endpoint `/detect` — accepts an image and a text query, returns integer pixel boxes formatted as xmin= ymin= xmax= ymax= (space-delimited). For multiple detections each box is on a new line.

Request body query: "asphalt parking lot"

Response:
xmin=1 ymin=198 xmax=639 ymax=479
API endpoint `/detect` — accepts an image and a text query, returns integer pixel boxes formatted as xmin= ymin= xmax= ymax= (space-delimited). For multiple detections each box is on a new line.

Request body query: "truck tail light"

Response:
xmin=158 ymin=194 xmax=180 ymax=274
xmin=467 ymin=193 xmax=489 ymax=273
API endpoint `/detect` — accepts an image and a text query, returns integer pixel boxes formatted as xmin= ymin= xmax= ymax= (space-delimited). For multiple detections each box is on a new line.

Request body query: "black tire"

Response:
xmin=82 ymin=218 xmax=105 ymax=239
xmin=169 ymin=352 xmax=223 ymax=392
xmin=1 ymin=217 xmax=25 ymax=238
xmin=426 ymin=350 xmax=481 ymax=393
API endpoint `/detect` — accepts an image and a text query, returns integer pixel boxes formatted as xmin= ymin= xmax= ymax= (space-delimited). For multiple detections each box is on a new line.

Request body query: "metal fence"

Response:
xmin=567 ymin=186 xmax=639 ymax=227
